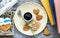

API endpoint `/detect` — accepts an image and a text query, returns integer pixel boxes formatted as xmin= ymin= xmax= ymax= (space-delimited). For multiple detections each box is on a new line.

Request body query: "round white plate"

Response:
xmin=13 ymin=2 xmax=47 ymax=36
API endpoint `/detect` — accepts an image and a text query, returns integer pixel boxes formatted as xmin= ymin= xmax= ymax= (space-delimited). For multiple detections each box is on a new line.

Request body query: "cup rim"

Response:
xmin=23 ymin=12 xmax=33 ymax=22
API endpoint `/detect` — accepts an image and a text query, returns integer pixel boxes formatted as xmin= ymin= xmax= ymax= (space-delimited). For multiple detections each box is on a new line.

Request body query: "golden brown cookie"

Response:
xmin=0 ymin=24 xmax=11 ymax=32
xmin=43 ymin=28 xmax=51 ymax=36
xmin=33 ymin=9 xmax=39 ymax=15
xmin=36 ymin=15 xmax=43 ymax=21
xmin=23 ymin=24 xmax=29 ymax=31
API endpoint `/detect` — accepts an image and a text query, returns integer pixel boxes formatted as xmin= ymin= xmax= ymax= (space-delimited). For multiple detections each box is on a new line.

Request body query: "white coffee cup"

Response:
xmin=23 ymin=12 xmax=33 ymax=22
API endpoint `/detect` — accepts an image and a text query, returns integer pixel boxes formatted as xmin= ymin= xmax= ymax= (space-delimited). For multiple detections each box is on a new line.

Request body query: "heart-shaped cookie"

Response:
xmin=0 ymin=18 xmax=11 ymax=32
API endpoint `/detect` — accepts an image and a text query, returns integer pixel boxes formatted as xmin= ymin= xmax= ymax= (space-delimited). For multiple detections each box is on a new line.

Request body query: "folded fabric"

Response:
xmin=40 ymin=0 xmax=54 ymax=26
xmin=54 ymin=0 xmax=60 ymax=34
xmin=50 ymin=0 xmax=56 ymax=24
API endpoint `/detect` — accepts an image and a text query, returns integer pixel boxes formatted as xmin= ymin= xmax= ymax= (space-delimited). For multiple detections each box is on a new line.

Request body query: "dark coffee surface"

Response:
xmin=24 ymin=12 xmax=32 ymax=20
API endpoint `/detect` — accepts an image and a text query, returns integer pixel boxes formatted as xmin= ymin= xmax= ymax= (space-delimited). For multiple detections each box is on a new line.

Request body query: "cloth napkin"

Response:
xmin=54 ymin=0 xmax=60 ymax=34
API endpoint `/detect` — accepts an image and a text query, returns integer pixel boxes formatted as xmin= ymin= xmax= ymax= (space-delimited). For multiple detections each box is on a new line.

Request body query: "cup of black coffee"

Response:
xmin=23 ymin=12 xmax=32 ymax=22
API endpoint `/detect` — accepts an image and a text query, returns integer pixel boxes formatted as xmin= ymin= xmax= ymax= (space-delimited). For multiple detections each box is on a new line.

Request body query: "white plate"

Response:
xmin=13 ymin=2 xmax=47 ymax=36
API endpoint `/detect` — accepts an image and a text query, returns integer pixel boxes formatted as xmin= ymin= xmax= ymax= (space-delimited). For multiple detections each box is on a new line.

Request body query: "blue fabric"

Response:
xmin=50 ymin=0 xmax=56 ymax=24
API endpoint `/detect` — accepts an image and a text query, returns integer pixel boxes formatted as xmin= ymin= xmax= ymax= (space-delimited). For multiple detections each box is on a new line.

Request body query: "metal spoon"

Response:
xmin=18 ymin=10 xmax=22 ymax=17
